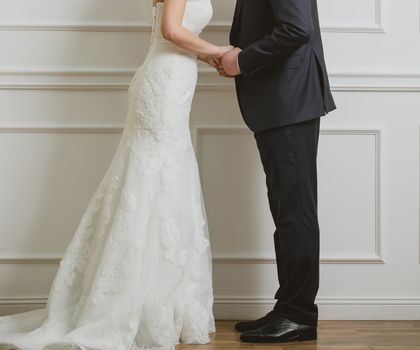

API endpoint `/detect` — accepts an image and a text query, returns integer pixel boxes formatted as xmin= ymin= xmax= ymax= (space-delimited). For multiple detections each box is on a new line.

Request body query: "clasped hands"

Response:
xmin=201 ymin=46 xmax=242 ymax=77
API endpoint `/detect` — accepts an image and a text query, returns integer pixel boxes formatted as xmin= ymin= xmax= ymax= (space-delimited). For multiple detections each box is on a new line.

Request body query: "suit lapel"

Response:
xmin=229 ymin=0 xmax=244 ymax=45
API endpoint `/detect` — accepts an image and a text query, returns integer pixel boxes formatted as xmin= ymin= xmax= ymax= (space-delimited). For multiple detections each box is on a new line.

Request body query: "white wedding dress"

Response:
xmin=0 ymin=1 xmax=215 ymax=349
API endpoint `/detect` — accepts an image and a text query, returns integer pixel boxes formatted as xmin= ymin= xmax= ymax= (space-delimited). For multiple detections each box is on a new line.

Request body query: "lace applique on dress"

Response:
xmin=160 ymin=216 xmax=188 ymax=267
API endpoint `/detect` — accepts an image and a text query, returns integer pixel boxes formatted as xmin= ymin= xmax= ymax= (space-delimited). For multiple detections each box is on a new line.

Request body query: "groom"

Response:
xmin=215 ymin=0 xmax=336 ymax=344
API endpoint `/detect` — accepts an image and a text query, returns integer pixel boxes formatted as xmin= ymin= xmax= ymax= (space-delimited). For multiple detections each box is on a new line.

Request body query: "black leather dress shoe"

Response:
xmin=234 ymin=310 xmax=276 ymax=332
xmin=240 ymin=316 xmax=317 ymax=343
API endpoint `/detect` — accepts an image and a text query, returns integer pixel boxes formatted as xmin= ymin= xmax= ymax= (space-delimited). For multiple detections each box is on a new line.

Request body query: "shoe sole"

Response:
xmin=240 ymin=329 xmax=317 ymax=343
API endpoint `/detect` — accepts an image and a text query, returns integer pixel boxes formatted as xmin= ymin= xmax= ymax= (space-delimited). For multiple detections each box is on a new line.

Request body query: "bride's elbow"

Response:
xmin=161 ymin=25 xmax=180 ymax=42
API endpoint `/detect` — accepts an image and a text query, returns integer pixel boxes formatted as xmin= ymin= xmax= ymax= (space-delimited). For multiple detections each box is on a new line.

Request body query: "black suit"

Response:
xmin=230 ymin=0 xmax=336 ymax=131
xmin=229 ymin=0 xmax=336 ymax=327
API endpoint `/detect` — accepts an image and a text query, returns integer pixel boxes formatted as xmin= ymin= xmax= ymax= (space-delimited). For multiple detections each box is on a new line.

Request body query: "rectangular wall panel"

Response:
xmin=197 ymin=128 xmax=382 ymax=264
xmin=318 ymin=130 xmax=381 ymax=262
xmin=318 ymin=0 xmax=381 ymax=31
xmin=0 ymin=130 xmax=121 ymax=255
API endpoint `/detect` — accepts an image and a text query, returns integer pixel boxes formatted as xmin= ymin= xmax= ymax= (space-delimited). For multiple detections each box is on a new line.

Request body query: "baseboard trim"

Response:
xmin=0 ymin=297 xmax=47 ymax=316
xmin=1 ymin=296 xmax=419 ymax=320
xmin=215 ymin=297 xmax=420 ymax=320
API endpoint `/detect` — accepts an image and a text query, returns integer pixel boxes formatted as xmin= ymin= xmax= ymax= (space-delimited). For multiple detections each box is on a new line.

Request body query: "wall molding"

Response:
xmin=193 ymin=126 xmax=382 ymax=265
xmin=0 ymin=120 xmax=382 ymax=266
xmin=0 ymin=68 xmax=134 ymax=91
xmin=214 ymin=296 xmax=420 ymax=320
xmin=0 ymin=22 xmax=229 ymax=33
xmin=0 ymin=126 xmax=381 ymax=265
xmin=320 ymin=0 xmax=384 ymax=34
xmin=328 ymin=71 xmax=420 ymax=92
xmin=0 ymin=253 xmax=385 ymax=265
xmin=0 ymin=297 xmax=47 ymax=316
xmin=418 ymin=126 xmax=420 ymax=264
xmin=197 ymin=69 xmax=420 ymax=92
xmin=212 ymin=253 xmax=384 ymax=265
xmin=0 ymin=254 xmax=62 ymax=264
xmin=2 ymin=68 xmax=420 ymax=92
xmin=0 ymin=22 xmax=151 ymax=32
xmin=2 ymin=296 xmax=420 ymax=320
xmin=0 ymin=126 xmax=123 ymax=134
xmin=0 ymin=0 xmax=384 ymax=34
xmin=0 ymin=20 xmax=383 ymax=34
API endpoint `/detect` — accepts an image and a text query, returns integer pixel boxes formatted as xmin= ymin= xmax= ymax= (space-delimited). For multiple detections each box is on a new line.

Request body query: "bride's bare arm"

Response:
xmin=159 ymin=0 xmax=231 ymax=64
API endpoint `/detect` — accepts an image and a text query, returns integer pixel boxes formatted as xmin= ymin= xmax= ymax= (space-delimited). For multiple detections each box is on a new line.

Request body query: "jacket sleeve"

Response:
xmin=238 ymin=0 xmax=314 ymax=76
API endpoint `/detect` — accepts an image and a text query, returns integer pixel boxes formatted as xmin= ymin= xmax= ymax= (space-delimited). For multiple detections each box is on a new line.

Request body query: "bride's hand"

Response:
xmin=198 ymin=46 xmax=234 ymax=68
xmin=198 ymin=53 xmax=218 ymax=68
xmin=216 ymin=45 xmax=234 ymax=57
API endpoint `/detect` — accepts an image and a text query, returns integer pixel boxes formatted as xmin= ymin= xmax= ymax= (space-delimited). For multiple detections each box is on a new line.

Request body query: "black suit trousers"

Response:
xmin=253 ymin=117 xmax=321 ymax=326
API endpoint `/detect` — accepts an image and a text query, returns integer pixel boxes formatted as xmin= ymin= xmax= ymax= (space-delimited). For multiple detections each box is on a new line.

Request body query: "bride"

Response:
xmin=0 ymin=0 xmax=232 ymax=349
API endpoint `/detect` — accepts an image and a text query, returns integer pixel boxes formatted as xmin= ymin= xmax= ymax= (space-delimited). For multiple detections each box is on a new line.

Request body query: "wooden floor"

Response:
xmin=177 ymin=320 xmax=420 ymax=350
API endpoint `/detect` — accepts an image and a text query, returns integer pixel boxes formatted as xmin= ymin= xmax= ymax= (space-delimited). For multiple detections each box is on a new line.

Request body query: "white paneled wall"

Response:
xmin=0 ymin=0 xmax=420 ymax=320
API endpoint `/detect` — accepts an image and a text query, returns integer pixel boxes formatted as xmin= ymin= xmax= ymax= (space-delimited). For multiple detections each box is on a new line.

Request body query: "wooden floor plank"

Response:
xmin=177 ymin=320 xmax=420 ymax=350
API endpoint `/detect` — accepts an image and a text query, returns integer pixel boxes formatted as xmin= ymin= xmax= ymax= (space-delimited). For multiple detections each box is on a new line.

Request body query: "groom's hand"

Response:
xmin=220 ymin=47 xmax=242 ymax=76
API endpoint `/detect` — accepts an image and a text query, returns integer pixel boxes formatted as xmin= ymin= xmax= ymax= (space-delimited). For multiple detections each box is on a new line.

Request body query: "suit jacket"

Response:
xmin=229 ymin=0 xmax=336 ymax=132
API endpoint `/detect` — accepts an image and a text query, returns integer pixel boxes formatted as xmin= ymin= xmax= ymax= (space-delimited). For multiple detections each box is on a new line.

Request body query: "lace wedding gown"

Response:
xmin=0 ymin=1 xmax=215 ymax=349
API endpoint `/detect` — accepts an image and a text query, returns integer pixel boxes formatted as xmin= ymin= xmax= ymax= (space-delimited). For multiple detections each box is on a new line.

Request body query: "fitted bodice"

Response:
xmin=151 ymin=0 xmax=213 ymax=43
